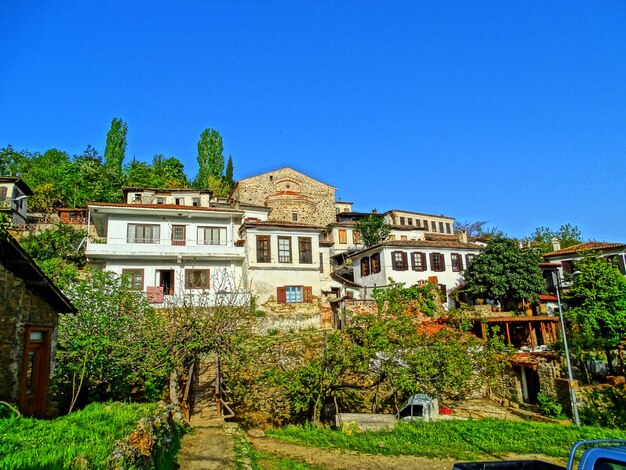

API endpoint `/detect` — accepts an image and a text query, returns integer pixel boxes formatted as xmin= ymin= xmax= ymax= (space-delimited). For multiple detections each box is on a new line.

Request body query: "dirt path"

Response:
xmin=176 ymin=425 xmax=235 ymax=469
xmin=251 ymin=436 xmax=457 ymax=470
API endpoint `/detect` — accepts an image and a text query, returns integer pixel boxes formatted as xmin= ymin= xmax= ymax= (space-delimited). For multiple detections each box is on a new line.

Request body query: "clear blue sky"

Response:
xmin=1 ymin=1 xmax=625 ymax=241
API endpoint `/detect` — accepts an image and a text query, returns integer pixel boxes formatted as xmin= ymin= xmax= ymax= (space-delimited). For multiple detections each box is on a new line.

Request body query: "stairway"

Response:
xmin=188 ymin=356 xmax=224 ymax=427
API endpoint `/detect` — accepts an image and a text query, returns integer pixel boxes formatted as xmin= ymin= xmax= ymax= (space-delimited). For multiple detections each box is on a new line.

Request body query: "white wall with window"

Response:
xmin=350 ymin=242 xmax=482 ymax=308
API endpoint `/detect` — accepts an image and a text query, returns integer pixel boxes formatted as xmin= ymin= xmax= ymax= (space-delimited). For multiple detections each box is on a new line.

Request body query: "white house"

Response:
xmin=86 ymin=201 xmax=263 ymax=306
xmin=0 ymin=177 xmax=33 ymax=225
xmin=348 ymin=235 xmax=482 ymax=308
xmin=239 ymin=220 xmax=327 ymax=306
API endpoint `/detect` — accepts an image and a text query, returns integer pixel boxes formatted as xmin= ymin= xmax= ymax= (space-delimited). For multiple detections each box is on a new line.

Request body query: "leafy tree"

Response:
xmin=19 ymin=224 xmax=87 ymax=286
xmin=195 ymin=128 xmax=224 ymax=189
xmin=463 ymin=236 xmax=545 ymax=303
xmin=354 ymin=214 xmax=391 ymax=248
xmin=103 ymin=118 xmax=128 ymax=172
xmin=69 ymin=146 xmax=120 ymax=205
xmin=566 ymin=256 xmax=626 ymax=370
xmin=22 ymin=149 xmax=73 ymax=211
xmin=453 ymin=221 xmax=487 ymax=237
xmin=124 ymin=160 xmax=155 ymax=187
xmin=0 ymin=145 xmax=30 ymax=176
xmin=151 ymin=154 xmax=189 ymax=188
xmin=530 ymin=224 xmax=582 ymax=254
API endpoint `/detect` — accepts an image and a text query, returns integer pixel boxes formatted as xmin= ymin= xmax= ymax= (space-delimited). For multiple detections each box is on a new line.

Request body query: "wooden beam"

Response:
xmin=505 ymin=323 xmax=511 ymax=345
xmin=529 ymin=322 xmax=536 ymax=349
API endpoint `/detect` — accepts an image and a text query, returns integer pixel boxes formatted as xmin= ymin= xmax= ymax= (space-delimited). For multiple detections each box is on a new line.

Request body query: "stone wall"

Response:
xmin=255 ymin=296 xmax=330 ymax=334
xmin=233 ymin=168 xmax=336 ymax=226
xmin=0 ymin=263 xmax=60 ymax=416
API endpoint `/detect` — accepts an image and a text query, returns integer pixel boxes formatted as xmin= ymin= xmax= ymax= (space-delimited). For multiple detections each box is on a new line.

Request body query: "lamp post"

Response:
xmin=553 ymin=270 xmax=581 ymax=426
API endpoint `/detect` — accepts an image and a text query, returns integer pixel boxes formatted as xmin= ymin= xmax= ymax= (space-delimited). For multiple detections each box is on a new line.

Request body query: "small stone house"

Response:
xmin=0 ymin=233 xmax=76 ymax=417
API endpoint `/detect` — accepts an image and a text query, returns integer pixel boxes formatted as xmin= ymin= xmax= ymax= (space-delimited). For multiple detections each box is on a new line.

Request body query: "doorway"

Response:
xmin=158 ymin=270 xmax=175 ymax=295
xmin=20 ymin=327 xmax=52 ymax=418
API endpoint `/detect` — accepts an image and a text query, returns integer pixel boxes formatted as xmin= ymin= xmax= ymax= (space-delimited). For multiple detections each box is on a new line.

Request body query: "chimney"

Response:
xmin=459 ymin=230 xmax=468 ymax=243
xmin=551 ymin=237 xmax=561 ymax=252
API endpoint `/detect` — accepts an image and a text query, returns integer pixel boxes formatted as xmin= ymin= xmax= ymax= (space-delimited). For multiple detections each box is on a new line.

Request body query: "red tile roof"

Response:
xmin=539 ymin=294 xmax=558 ymax=301
xmin=544 ymin=241 xmax=626 ymax=258
xmin=88 ymin=202 xmax=244 ymax=213
xmin=347 ymin=239 xmax=483 ymax=258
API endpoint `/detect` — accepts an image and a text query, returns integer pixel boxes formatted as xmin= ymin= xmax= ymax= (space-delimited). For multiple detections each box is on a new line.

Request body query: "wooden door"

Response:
xmin=172 ymin=225 xmax=186 ymax=246
xmin=20 ymin=327 xmax=51 ymax=418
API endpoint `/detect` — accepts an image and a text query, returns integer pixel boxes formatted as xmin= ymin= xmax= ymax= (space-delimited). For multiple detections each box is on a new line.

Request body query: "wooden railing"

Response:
xmin=180 ymin=362 xmax=195 ymax=422
xmin=215 ymin=354 xmax=235 ymax=419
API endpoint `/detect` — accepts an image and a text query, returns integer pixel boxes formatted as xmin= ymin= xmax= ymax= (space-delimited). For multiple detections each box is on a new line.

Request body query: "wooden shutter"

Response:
xmin=562 ymin=260 xmax=573 ymax=275
xmin=0 ymin=187 xmax=6 ymax=200
xmin=277 ymin=287 xmax=287 ymax=304
xmin=420 ymin=253 xmax=427 ymax=271
xmin=429 ymin=252 xmax=436 ymax=270
xmin=401 ymin=252 xmax=408 ymax=270
xmin=457 ymin=254 xmax=464 ymax=271
xmin=303 ymin=286 xmax=313 ymax=302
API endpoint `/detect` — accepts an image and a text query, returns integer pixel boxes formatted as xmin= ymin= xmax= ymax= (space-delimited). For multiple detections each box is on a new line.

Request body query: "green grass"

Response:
xmin=268 ymin=419 xmax=626 ymax=461
xmin=0 ymin=401 xmax=156 ymax=469
xmin=233 ymin=432 xmax=321 ymax=470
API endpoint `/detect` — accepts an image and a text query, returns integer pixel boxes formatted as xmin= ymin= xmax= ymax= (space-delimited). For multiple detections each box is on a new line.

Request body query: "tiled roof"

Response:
xmin=539 ymin=262 xmax=560 ymax=267
xmin=88 ymin=202 xmax=244 ymax=213
xmin=544 ymin=241 xmax=626 ymax=258
xmin=384 ymin=209 xmax=454 ymax=220
xmin=539 ymin=294 xmax=558 ymax=301
xmin=123 ymin=186 xmax=211 ymax=193
xmin=319 ymin=241 xmax=334 ymax=247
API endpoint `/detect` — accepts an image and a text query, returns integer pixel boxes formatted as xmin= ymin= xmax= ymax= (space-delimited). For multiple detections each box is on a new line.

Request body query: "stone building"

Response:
xmin=230 ymin=167 xmax=337 ymax=227
xmin=0 ymin=233 xmax=76 ymax=417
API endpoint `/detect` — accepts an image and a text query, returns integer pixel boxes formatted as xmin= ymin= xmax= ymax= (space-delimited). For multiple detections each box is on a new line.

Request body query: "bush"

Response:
xmin=580 ymin=385 xmax=626 ymax=428
xmin=537 ymin=393 xmax=566 ymax=419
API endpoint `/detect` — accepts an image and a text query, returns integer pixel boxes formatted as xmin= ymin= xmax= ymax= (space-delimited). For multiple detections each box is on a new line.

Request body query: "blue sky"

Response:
xmin=1 ymin=1 xmax=625 ymax=241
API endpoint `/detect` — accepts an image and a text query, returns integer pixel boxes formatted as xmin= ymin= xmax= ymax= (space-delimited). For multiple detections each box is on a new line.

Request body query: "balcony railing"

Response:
xmin=88 ymin=236 xmax=234 ymax=247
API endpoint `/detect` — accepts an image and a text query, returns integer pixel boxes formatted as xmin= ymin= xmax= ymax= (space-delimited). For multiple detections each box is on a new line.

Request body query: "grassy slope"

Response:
xmin=0 ymin=402 xmax=155 ymax=469
xmin=269 ymin=419 xmax=626 ymax=461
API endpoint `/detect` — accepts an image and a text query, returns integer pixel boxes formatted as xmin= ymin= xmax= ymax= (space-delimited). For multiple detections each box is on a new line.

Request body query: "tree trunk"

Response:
xmin=606 ymin=348 xmax=615 ymax=376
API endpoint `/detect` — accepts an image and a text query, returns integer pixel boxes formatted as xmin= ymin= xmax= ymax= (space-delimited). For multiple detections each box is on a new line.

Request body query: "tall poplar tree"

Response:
xmin=104 ymin=118 xmax=128 ymax=171
xmin=195 ymin=128 xmax=224 ymax=189
xmin=223 ymin=155 xmax=235 ymax=194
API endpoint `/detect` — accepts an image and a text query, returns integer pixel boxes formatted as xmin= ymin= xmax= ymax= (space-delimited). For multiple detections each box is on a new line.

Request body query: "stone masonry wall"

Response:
xmin=0 ymin=263 xmax=60 ymax=414
xmin=233 ymin=168 xmax=336 ymax=226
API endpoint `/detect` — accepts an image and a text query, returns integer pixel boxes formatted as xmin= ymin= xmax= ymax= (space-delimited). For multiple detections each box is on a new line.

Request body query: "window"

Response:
xmin=371 ymin=253 xmax=381 ymax=273
xmin=298 ymin=237 xmax=312 ymax=264
xmin=257 ymin=235 xmax=271 ymax=262
xmin=423 ymin=219 xmax=429 ymax=231
xmin=352 ymin=230 xmax=361 ymax=244
xmin=407 ymin=218 xmax=413 ymax=225
xmin=411 ymin=252 xmax=426 ymax=271
xmin=175 ymin=197 xmax=184 ymax=205
xmin=361 ymin=257 xmax=370 ymax=277
xmin=134 ymin=193 xmax=141 ymax=202
xmin=278 ymin=237 xmax=292 ymax=263
xmin=399 ymin=217 xmax=405 ymax=225
xmin=431 ymin=221 xmax=436 ymax=232
xmin=446 ymin=223 xmax=451 ymax=234
xmin=562 ymin=260 xmax=574 ymax=275
xmin=338 ymin=229 xmax=347 ymax=244
xmin=172 ymin=225 xmax=186 ymax=246
xmin=401 ymin=235 xmax=408 ymax=240
xmin=451 ymin=253 xmax=464 ymax=272
xmin=122 ymin=269 xmax=144 ymax=290
xmin=185 ymin=269 xmax=210 ymax=289
xmin=466 ymin=254 xmax=475 ymax=266
xmin=127 ymin=224 xmax=160 ymax=243
xmin=430 ymin=253 xmax=445 ymax=272
xmin=156 ymin=197 xmax=165 ymax=204
xmin=277 ymin=286 xmax=313 ymax=303
xmin=389 ymin=235 xmax=396 ymax=240
xmin=192 ymin=197 xmax=200 ymax=207
xmin=198 ymin=226 xmax=226 ymax=245
xmin=292 ymin=212 xmax=298 ymax=222
xmin=319 ymin=253 xmax=324 ymax=273
xmin=439 ymin=222 xmax=444 ymax=233
xmin=392 ymin=251 xmax=408 ymax=271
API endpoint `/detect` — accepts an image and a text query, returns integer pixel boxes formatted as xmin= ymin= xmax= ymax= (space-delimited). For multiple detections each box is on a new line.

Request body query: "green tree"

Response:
xmin=223 ymin=155 xmax=235 ymax=194
xmin=195 ymin=128 xmax=224 ymax=189
xmin=0 ymin=145 xmax=30 ymax=176
xmin=152 ymin=154 xmax=189 ymax=188
xmin=566 ymin=256 xmax=626 ymax=371
xmin=19 ymin=224 xmax=87 ymax=286
xmin=355 ymin=214 xmax=391 ymax=248
xmin=103 ymin=118 xmax=128 ymax=172
xmin=22 ymin=149 xmax=73 ymax=211
xmin=463 ymin=236 xmax=545 ymax=303
xmin=530 ymin=224 xmax=582 ymax=254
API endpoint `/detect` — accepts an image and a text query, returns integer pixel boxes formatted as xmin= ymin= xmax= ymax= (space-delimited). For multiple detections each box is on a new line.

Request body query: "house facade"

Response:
xmin=1 ymin=233 xmax=76 ymax=418
xmin=349 ymin=235 xmax=482 ymax=308
xmin=543 ymin=240 xmax=626 ymax=281
xmin=0 ymin=177 xmax=33 ymax=225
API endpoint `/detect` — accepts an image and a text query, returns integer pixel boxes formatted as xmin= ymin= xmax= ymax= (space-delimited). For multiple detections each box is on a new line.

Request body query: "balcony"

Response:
xmin=86 ymin=236 xmax=245 ymax=260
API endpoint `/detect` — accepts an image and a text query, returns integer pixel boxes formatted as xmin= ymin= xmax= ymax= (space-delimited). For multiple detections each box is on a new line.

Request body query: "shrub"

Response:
xmin=537 ymin=393 xmax=566 ymax=419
